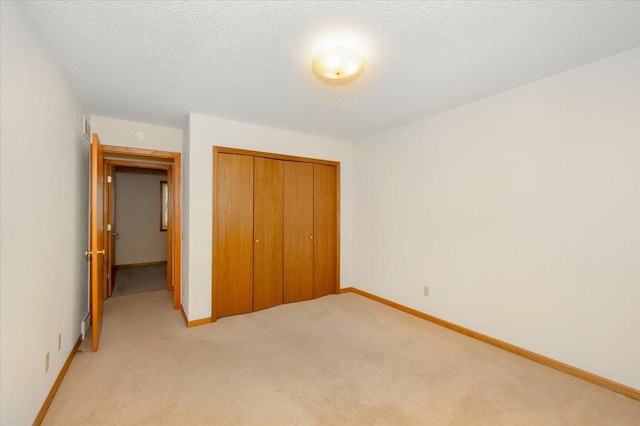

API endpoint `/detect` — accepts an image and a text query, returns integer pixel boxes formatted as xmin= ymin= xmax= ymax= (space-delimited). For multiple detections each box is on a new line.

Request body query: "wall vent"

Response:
xmin=83 ymin=115 xmax=91 ymax=141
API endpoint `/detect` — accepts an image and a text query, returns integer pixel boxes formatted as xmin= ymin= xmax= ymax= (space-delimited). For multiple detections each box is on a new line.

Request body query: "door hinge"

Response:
xmin=107 ymin=176 xmax=112 ymax=183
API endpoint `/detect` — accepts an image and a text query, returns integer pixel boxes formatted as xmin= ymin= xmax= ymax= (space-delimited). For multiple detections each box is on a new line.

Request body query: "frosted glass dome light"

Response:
xmin=312 ymin=46 xmax=364 ymax=81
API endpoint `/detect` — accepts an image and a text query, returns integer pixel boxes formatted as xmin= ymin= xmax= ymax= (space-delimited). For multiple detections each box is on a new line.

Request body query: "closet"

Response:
xmin=213 ymin=147 xmax=339 ymax=319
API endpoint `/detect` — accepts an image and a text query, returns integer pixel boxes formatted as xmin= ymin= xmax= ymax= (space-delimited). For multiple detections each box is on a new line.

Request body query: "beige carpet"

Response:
xmin=112 ymin=264 xmax=167 ymax=297
xmin=43 ymin=291 xmax=639 ymax=425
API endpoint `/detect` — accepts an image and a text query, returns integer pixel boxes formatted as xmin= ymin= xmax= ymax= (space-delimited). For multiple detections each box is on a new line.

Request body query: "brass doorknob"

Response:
xmin=309 ymin=236 xmax=313 ymax=239
xmin=84 ymin=249 xmax=105 ymax=256
xmin=255 ymin=239 xmax=259 ymax=243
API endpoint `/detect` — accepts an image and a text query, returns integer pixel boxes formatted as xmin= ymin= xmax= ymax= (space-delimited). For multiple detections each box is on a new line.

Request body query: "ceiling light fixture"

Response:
xmin=312 ymin=46 xmax=364 ymax=82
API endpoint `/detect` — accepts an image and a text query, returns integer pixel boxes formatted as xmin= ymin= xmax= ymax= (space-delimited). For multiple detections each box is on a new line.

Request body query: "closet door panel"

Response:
xmin=284 ymin=161 xmax=314 ymax=303
xmin=313 ymin=164 xmax=338 ymax=298
xmin=253 ymin=157 xmax=284 ymax=311
xmin=216 ymin=153 xmax=254 ymax=317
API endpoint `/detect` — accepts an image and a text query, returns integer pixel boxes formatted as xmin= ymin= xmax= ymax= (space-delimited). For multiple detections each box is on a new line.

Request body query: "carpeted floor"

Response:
xmin=43 ymin=291 xmax=639 ymax=425
xmin=112 ymin=264 xmax=167 ymax=297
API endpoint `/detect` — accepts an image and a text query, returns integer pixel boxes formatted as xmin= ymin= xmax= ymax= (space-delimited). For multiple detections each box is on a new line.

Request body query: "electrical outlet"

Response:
xmin=423 ymin=286 xmax=430 ymax=297
xmin=58 ymin=334 xmax=62 ymax=351
xmin=45 ymin=352 xmax=50 ymax=373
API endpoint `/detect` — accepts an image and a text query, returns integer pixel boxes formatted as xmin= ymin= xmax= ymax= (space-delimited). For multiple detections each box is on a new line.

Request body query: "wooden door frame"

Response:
xmin=105 ymin=164 xmax=116 ymax=297
xmin=212 ymin=146 xmax=340 ymax=322
xmin=102 ymin=145 xmax=182 ymax=310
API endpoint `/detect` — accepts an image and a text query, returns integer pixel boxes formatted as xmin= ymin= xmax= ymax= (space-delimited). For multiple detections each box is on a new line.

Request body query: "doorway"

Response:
xmin=109 ymin=166 xmax=169 ymax=296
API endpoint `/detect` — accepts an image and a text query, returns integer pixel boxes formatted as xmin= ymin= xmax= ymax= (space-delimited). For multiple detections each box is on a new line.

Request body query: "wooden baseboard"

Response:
xmin=339 ymin=287 xmax=640 ymax=401
xmin=179 ymin=304 xmax=212 ymax=328
xmin=115 ymin=260 xmax=167 ymax=269
xmin=33 ymin=336 xmax=83 ymax=425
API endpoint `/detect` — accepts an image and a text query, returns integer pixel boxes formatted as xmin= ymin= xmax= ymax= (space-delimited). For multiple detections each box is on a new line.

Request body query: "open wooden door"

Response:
xmin=88 ymin=134 xmax=106 ymax=352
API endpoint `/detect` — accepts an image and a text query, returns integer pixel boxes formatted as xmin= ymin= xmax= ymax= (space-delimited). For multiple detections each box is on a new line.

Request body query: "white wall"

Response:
xmin=354 ymin=48 xmax=640 ymax=389
xmin=114 ymin=169 xmax=168 ymax=265
xmin=0 ymin=2 xmax=89 ymax=424
xmin=90 ymin=115 xmax=183 ymax=153
xmin=184 ymin=114 xmax=354 ymax=320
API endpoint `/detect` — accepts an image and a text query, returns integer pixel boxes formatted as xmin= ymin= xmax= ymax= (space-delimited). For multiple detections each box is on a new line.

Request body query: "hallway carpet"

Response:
xmin=112 ymin=264 xmax=167 ymax=297
xmin=43 ymin=291 xmax=639 ymax=425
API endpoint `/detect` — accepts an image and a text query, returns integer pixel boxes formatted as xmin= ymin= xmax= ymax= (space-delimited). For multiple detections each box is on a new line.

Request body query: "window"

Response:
xmin=160 ymin=181 xmax=169 ymax=231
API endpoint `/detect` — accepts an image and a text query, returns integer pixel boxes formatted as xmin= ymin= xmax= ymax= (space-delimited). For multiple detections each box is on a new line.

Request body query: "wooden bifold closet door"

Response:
xmin=216 ymin=153 xmax=254 ymax=317
xmin=253 ymin=157 xmax=284 ymax=311
xmin=283 ymin=161 xmax=314 ymax=303
xmin=313 ymin=164 xmax=338 ymax=298
xmin=214 ymin=148 xmax=339 ymax=320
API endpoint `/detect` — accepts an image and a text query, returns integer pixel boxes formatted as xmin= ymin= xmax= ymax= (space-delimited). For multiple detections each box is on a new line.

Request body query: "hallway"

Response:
xmin=112 ymin=264 xmax=167 ymax=297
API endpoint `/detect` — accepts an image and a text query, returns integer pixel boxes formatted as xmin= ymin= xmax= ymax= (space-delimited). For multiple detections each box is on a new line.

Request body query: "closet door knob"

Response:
xmin=309 ymin=236 xmax=313 ymax=239
xmin=255 ymin=239 xmax=259 ymax=243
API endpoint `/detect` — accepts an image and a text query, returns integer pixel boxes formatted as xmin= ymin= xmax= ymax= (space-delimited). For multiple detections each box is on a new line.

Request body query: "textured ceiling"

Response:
xmin=25 ymin=1 xmax=640 ymax=140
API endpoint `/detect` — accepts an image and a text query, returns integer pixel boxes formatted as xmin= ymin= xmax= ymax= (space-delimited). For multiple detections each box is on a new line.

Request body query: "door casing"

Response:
xmin=101 ymin=145 xmax=182 ymax=310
